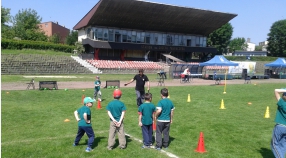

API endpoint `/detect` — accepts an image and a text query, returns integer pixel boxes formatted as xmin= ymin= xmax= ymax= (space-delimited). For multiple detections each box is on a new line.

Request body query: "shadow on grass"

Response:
xmin=91 ymin=136 xmax=106 ymax=148
xmin=258 ymin=148 xmax=275 ymax=158
xmin=151 ymin=135 xmax=175 ymax=147
xmin=112 ymin=135 xmax=132 ymax=149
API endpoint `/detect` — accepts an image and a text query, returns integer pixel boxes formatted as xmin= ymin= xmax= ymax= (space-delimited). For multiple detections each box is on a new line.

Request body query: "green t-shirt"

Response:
xmin=77 ymin=105 xmax=92 ymax=127
xmin=94 ymin=80 xmax=101 ymax=91
xmin=139 ymin=102 xmax=156 ymax=125
xmin=157 ymin=98 xmax=175 ymax=122
xmin=274 ymin=98 xmax=286 ymax=125
xmin=106 ymin=100 xmax=127 ymax=122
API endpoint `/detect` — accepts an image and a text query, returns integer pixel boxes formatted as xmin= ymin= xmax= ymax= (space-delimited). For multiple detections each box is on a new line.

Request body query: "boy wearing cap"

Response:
xmin=94 ymin=76 xmax=102 ymax=101
xmin=155 ymin=88 xmax=175 ymax=150
xmin=271 ymin=89 xmax=286 ymax=157
xmin=138 ymin=93 xmax=156 ymax=148
xmin=106 ymin=89 xmax=127 ymax=150
xmin=73 ymin=97 xmax=95 ymax=152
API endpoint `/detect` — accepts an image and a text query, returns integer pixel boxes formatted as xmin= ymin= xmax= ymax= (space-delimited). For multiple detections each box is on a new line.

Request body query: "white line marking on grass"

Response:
xmin=1 ymin=130 xmax=108 ymax=145
xmin=125 ymin=133 xmax=179 ymax=158
xmin=23 ymin=76 xmax=77 ymax=78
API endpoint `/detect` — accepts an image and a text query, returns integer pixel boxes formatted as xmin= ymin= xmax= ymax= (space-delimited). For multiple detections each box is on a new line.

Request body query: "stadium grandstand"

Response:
xmin=72 ymin=0 xmax=237 ymax=76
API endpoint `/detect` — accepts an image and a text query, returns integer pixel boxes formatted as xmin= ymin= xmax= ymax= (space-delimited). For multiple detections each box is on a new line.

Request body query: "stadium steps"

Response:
xmin=1 ymin=54 xmax=93 ymax=75
xmin=70 ymin=56 xmax=102 ymax=74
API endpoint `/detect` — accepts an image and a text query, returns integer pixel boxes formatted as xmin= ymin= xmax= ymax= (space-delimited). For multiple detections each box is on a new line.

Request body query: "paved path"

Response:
xmin=1 ymin=78 xmax=285 ymax=91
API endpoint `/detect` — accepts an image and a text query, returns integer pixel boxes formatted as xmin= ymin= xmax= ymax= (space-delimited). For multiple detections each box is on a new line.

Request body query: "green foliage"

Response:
xmin=65 ymin=30 xmax=78 ymax=45
xmin=255 ymin=45 xmax=263 ymax=51
xmin=225 ymin=56 xmax=278 ymax=61
xmin=1 ymin=6 xmax=14 ymax=39
xmin=1 ymin=6 xmax=11 ymax=26
xmin=267 ymin=19 xmax=286 ymax=57
xmin=75 ymin=41 xmax=85 ymax=53
xmin=1 ymin=39 xmax=75 ymax=53
xmin=207 ymin=23 xmax=233 ymax=55
xmin=229 ymin=37 xmax=248 ymax=52
xmin=1 ymin=83 xmax=285 ymax=157
xmin=49 ymin=33 xmax=61 ymax=44
xmin=11 ymin=8 xmax=47 ymax=41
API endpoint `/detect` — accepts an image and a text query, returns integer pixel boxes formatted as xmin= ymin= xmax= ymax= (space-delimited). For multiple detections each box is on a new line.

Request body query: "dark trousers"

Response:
xmin=136 ymin=90 xmax=145 ymax=107
xmin=74 ymin=126 xmax=95 ymax=148
xmin=156 ymin=121 xmax=171 ymax=148
xmin=141 ymin=124 xmax=153 ymax=146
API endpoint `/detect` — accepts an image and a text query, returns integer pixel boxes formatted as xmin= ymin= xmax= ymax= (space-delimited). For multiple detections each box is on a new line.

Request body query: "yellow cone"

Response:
xmin=187 ymin=94 xmax=191 ymax=102
xmin=264 ymin=106 xmax=270 ymax=118
xmin=64 ymin=119 xmax=70 ymax=122
xmin=220 ymin=99 xmax=226 ymax=109
xmin=167 ymin=95 xmax=170 ymax=98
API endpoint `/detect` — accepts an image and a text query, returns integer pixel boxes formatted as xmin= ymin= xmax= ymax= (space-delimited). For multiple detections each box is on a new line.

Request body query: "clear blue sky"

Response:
xmin=2 ymin=0 xmax=286 ymax=45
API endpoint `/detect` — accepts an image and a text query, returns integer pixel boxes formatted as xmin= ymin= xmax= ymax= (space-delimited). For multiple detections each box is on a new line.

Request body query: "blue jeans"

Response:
xmin=135 ymin=90 xmax=145 ymax=107
xmin=74 ymin=126 xmax=95 ymax=148
xmin=141 ymin=124 xmax=153 ymax=146
xmin=271 ymin=124 xmax=286 ymax=158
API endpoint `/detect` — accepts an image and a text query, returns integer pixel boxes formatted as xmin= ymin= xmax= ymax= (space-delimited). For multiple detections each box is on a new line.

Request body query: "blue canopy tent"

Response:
xmin=199 ymin=55 xmax=238 ymax=93
xmin=199 ymin=55 xmax=238 ymax=66
xmin=264 ymin=58 xmax=286 ymax=67
xmin=264 ymin=58 xmax=286 ymax=79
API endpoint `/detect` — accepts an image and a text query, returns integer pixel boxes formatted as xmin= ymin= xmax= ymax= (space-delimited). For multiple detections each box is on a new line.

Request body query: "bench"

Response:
xmin=105 ymin=80 xmax=120 ymax=89
xmin=39 ymin=81 xmax=58 ymax=90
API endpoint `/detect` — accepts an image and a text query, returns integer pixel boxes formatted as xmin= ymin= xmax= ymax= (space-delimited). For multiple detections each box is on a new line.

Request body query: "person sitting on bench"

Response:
xmin=182 ymin=68 xmax=191 ymax=82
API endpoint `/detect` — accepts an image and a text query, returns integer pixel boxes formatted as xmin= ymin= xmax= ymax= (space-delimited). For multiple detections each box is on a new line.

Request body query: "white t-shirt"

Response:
xmin=183 ymin=69 xmax=190 ymax=75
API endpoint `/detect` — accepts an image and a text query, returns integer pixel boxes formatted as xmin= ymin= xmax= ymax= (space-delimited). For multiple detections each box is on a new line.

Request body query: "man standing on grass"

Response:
xmin=124 ymin=69 xmax=150 ymax=107
xmin=271 ymin=88 xmax=286 ymax=157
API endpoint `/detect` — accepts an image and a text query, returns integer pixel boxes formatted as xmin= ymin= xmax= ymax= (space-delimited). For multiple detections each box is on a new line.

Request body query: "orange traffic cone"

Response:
xmin=81 ymin=95 xmax=85 ymax=104
xmin=97 ymin=99 xmax=102 ymax=109
xmin=195 ymin=132 xmax=207 ymax=153
xmin=153 ymin=121 xmax=156 ymax=130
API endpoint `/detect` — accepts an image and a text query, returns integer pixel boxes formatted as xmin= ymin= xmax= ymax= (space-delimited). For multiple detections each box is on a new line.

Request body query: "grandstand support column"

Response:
xmin=121 ymin=50 xmax=126 ymax=61
xmin=94 ymin=48 xmax=100 ymax=60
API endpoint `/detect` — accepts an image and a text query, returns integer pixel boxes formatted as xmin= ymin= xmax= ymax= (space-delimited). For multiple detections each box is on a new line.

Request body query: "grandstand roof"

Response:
xmin=73 ymin=0 xmax=237 ymax=36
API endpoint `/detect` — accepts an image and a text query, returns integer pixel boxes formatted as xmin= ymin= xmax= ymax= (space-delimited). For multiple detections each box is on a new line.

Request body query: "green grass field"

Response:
xmin=2 ymin=81 xmax=285 ymax=158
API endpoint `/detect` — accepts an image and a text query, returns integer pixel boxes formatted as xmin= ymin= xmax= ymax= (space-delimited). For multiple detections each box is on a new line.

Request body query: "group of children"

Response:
xmin=73 ymin=76 xmax=175 ymax=152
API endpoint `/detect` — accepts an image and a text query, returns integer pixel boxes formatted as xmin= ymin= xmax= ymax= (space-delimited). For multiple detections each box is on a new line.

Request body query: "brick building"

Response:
xmin=39 ymin=21 xmax=70 ymax=43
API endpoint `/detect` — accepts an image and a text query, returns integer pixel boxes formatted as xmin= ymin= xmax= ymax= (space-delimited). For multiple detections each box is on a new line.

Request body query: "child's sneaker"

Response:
xmin=155 ymin=147 xmax=161 ymax=150
xmin=85 ymin=147 xmax=92 ymax=152
xmin=142 ymin=145 xmax=150 ymax=149
xmin=73 ymin=143 xmax=78 ymax=146
xmin=107 ymin=147 xmax=113 ymax=150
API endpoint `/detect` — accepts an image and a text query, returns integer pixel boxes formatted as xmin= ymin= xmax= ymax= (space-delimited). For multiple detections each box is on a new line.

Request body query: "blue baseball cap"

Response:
xmin=84 ymin=97 xmax=95 ymax=104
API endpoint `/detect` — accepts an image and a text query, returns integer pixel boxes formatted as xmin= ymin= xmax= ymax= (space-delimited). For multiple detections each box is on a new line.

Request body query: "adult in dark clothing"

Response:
xmin=124 ymin=69 xmax=150 ymax=107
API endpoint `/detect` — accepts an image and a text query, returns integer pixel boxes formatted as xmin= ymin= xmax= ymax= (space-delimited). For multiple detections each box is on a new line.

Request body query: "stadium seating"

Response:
xmin=85 ymin=59 xmax=163 ymax=73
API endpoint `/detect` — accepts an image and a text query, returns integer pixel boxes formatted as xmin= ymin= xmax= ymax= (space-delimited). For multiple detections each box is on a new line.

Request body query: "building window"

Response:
xmin=115 ymin=30 xmax=121 ymax=42
xmin=108 ymin=29 xmax=114 ymax=42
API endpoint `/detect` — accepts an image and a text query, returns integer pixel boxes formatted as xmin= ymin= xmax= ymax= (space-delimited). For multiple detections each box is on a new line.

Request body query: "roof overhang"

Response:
xmin=74 ymin=0 xmax=237 ymax=36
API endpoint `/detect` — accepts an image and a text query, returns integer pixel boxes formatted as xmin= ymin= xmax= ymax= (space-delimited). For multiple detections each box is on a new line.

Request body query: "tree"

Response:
xmin=207 ymin=23 xmax=233 ymax=55
xmin=12 ymin=8 xmax=47 ymax=41
xmin=255 ymin=45 xmax=262 ymax=51
xmin=1 ymin=6 xmax=15 ymax=39
xmin=49 ymin=33 xmax=61 ymax=44
xmin=1 ymin=6 xmax=11 ymax=26
xmin=75 ymin=41 xmax=85 ymax=54
xmin=65 ymin=30 xmax=78 ymax=45
xmin=267 ymin=19 xmax=286 ymax=57
xmin=229 ymin=37 xmax=248 ymax=52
